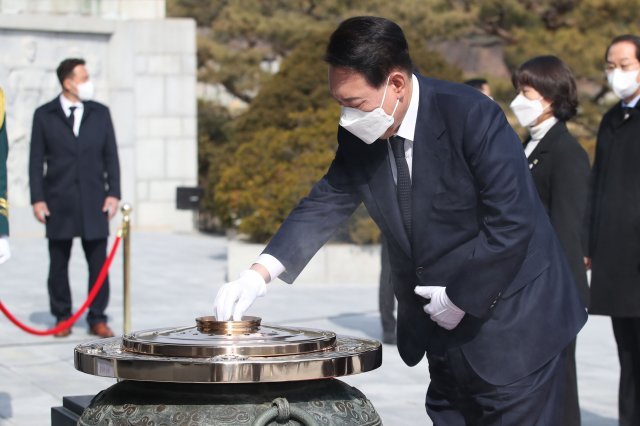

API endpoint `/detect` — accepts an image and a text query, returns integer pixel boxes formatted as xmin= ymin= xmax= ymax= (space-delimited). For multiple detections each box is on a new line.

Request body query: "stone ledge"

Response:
xmin=227 ymin=239 xmax=381 ymax=285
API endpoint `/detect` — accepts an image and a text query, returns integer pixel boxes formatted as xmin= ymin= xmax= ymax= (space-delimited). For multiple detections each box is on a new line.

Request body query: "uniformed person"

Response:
xmin=0 ymin=87 xmax=10 ymax=265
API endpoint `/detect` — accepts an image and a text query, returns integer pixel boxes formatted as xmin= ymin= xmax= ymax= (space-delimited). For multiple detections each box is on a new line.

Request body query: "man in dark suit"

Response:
xmin=586 ymin=34 xmax=640 ymax=426
xmin=29 ymin=58 xmax=120 ymax=338
xmin=214 ymin=17 xmax=587 ymax=424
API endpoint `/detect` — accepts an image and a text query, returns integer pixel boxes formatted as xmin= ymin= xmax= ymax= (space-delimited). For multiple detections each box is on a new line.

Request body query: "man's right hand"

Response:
xmin=0 ymin=236 xmax=10 ymax=265
xmin=214 ymin=269 xmax=268 ymax=321
xmin=32 ymin=202 xmax=50 ymax=224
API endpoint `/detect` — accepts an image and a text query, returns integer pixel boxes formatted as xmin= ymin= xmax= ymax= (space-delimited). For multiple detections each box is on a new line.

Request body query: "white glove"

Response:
xmin=414 ymin=285 xmax=465 ymax=330
xmin=0 ymin=236 xmax=10 ymax=265
xmin=214 ymin=269 xmax=267 ymax=321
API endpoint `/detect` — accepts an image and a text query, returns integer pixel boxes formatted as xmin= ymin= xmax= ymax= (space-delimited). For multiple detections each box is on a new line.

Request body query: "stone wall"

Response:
xmin=0 ymin=0 xmax=198 ymax=235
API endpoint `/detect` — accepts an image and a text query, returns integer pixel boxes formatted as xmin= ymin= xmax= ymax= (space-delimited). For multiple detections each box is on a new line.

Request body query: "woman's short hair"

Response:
xmin=512 ymin=55 xmax=578 ymax=121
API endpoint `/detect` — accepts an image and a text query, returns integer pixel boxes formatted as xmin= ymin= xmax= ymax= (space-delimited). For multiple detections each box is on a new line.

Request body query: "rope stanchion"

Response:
xmin=0 ymin=234 xmax=121 ymax=336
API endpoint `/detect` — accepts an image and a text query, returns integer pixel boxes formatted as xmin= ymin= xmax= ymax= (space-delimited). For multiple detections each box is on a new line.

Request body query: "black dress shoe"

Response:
xmin=382 ymin=330 xmax=396 ymax=345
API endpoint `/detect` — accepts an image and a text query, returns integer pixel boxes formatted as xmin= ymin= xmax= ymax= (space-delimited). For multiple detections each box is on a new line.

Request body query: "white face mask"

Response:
xmin=607 ymin=69 xmax=640 ymax=100
xmin=509 ymin=93 xmax=547 ymax=127
xmin=76 ymin=81 xmax=95 ymax=101
xmin=339 ymin=77 xmax=399 ymax=144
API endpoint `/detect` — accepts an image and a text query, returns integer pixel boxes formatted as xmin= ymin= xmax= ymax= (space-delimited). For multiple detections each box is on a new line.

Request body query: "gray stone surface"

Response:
xmin=0 ymin=231 xmax=619 ymax=425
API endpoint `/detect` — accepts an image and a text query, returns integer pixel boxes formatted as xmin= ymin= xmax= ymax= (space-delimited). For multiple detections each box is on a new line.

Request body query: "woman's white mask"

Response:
xmin=509 ymin=93 xmax=548 ymax=128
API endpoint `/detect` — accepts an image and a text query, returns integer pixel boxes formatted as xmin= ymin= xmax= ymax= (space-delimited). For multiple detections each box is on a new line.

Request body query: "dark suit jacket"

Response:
xmin=29 ymin=97 xmax=120 ymax=240
xmin=587 ymin=102 xmax=640 ymax=317
xmin=265 ymin=76 xmax=586 ymax=384
xmin=263 ymin=74 xmax=587 ymax=385
xmin=526 ymin=121 xmax=590 ymax=306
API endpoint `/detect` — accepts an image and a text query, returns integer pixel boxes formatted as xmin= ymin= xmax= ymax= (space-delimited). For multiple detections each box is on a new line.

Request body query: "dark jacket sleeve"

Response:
xmin=28 ymin=108 xmax=46 ymax=204
xmin=549 ymin=137 xmax=590 ymax=276
xmin=445 ymin=102 xmax=537 ymax=318
xmin=263 ymin=138 xmax=362 ymax=283
xmin=103 ymin=107 xmax=120 ymax=199
xmin=583 ymin=115 xmax=609 ymax=257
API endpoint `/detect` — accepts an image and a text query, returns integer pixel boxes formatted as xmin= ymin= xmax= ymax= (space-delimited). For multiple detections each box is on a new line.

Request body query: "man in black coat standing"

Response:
xmin=29 ymin=58 xmax=120 ymax=338
xmin=586 ymin=34 xmax=640 ymax=426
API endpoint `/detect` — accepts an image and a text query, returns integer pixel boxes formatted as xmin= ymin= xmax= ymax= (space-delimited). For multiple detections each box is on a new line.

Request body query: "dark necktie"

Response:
xmin=390 ymin=135 xmax=412 ymax=237
xmin=68 ymin=106 xmax=77 ymax=130
xmin=623 ymin=106 xmax=633 ymax=121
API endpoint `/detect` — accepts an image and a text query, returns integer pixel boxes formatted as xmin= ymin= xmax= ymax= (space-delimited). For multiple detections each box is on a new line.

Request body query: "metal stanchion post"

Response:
xmin=121 ymin=203 xmax=132 ymax=334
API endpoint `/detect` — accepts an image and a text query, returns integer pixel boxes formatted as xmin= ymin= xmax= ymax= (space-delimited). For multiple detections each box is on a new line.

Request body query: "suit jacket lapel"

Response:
xmin=527 ymin=121 xmax=563 ymax=171
xmin=51 ymin=98 xmax=74 ymax=133
xmin=80 ymin=101 xmax=93 ymax=129
xmin=410 ymin=77 xmax=447 ymax=247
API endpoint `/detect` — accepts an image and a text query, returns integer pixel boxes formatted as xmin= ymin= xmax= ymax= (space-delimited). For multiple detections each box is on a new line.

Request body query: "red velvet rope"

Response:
xmin=0 ymin=235 xmax=121 ymax=336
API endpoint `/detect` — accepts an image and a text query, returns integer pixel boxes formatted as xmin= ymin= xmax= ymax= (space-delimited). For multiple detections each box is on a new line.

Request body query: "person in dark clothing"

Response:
xmin=510 ymin=55 xmax=590 ymax=426
xmin=464 ymin=78 xmax=492 ymax=98
xmin=585 ymin=34 xmax=640 ymax=426
xmin=215 ymin=16 xmax=587 ymax=424
xmin=29 ymin=58 xmax=120 ymax=338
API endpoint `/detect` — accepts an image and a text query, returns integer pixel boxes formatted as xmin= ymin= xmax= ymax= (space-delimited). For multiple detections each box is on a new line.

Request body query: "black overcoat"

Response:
xmin=587 ymin=102 xmax=640 ymax=317
xmin=29 ymin=97 xmax=120 ymax=240
xmin=526 ymin=121 xmax=590 ymax=306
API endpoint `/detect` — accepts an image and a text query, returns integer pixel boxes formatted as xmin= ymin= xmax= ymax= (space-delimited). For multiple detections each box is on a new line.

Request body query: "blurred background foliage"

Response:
xmin=167 ymin=0 xmax=639 ymax=243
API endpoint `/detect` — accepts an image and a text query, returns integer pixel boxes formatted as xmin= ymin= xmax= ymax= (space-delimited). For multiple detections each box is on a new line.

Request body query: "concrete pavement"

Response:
xmin=0 ymin=231 xmax=619 ymax=425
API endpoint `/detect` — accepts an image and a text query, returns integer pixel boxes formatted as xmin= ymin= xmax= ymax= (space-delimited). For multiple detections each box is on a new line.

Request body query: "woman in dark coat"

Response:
xmin=510 ymin=55 xmax=590 ymax=426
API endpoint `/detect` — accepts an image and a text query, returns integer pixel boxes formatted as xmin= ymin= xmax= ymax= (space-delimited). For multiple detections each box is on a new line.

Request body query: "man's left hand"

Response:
xmin=102 ymin=196 xmax=119 ymax=220
xmin=414 ymin=285 xmax=465 ymax=330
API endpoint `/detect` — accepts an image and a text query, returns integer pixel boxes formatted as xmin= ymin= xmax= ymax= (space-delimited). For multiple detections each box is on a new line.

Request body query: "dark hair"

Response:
xmin=512 ymin=55 xmax=578 ymax=121
xmin=464 ymin=78 xmax=488 ymax=89
xmin=324 ymin=16 xmax=413 ymax=88
xmin=605 ymin=34 xmax=640 ymax=62
xmin=56 ymin=58 xmax=85 ymax=86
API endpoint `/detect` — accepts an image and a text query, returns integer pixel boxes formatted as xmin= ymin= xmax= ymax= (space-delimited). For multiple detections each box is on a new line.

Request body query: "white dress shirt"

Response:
xmin=59 ymin=94 xmax=83 ymax=137
xmin=387 ymin=74 xmax=420 ymax=182
xmin=255 ymin=74 xmax=421 ymax=282
xmin=623 ymin=94 xmax=640 ymax=108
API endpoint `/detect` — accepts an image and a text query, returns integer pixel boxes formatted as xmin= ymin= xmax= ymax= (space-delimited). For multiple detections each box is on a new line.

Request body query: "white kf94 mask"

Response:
xmin=339 ymin=77 xmax=399 ymax=144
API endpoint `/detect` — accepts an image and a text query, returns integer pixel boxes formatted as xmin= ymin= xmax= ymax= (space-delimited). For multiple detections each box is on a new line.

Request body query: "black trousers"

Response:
xmin=425 ymin=346 xmax=567 ymax=425
xmin=379 ymin=234 xmax=396 ymax=334
xmin=561 ymin=338 xmax=581 ymax=426
xmin=48 ymin=238 xmax=109 ymax=326
xmin=612 ymin=317 xmax=640 ymax=426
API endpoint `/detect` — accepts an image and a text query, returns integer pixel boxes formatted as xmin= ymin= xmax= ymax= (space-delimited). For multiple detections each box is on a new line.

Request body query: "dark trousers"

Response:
xmin=562 ymin=338 xmax=581 ymax=426
xmin=379 ymin=235 xmax=396 ymax=334
xmin=612 ymin=317 xmax=640 ymax=426
xmin=48 ymin=238 xmax=109 ymax=326
xmin=425 ymin=347 xmax=566 ymax=425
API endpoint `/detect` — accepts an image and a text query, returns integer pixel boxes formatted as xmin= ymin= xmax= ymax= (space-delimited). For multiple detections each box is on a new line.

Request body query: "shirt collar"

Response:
xmin=394 ymin=74 xmax=419 ymax=142
xmin=623 ymin=94 xmax=640 ymax=109
xmin=528 ymin=116 xmax=558 ymax=142
xmin=59 ymin=94 xmax=84 ymax=115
